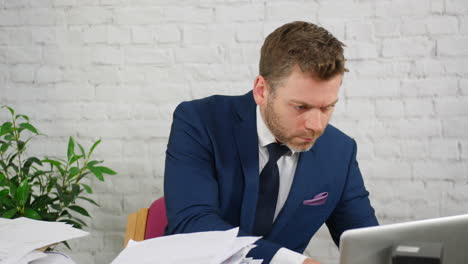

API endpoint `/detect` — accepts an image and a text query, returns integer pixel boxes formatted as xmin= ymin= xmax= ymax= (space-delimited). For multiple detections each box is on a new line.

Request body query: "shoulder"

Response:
xmin=322 ymin=124 xmax=353 ymax=142
xmin=315 ymin=124 xmax=356 ymax=153
xmin=176 ymin=94 xmax=235 ymax=112
xmin=174 ymin=92 xmax=253 ymax=121
xmin=313 ymin=125 xmax=360 ymax=173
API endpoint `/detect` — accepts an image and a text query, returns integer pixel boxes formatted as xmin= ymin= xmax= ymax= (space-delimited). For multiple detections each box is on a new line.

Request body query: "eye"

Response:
xmin=321 ymin=105 xmax=335 ymax=112
xmin=294 ymin=105 xmax=307 ymax=111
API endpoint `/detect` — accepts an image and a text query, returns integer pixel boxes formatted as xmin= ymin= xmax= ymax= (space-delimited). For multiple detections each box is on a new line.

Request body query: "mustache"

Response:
xmin=295 ymin=130 xmax=325 ymax=140
xmin=297 ymin=132 xmax=317 ymax=138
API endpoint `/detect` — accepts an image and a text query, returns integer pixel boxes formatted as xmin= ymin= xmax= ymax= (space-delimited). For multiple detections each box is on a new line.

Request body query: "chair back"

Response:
xmin=144 ymin=197 xmax=168 ymax=239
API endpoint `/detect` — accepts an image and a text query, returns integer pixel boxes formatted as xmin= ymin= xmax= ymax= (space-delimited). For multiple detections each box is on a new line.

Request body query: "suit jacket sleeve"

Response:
xmin=325 ymin=139 xmax=379 ymax=246
xmin=164 ymin=101 xmax=282 ymax=263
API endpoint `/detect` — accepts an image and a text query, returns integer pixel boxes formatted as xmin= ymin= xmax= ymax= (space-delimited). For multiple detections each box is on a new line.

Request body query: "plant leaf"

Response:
xmin=43 ymin=159 xmax=62 ymax=168
xmin=2 ymin=106 xmax=15 ymax=116
xmin=58 ymin=219 xmax=82 ymax=229
xmin=81 ymin=184 xmax=92 ymax=194
xmin=68 ymin=205 xmax=90 ymax=217
xmin=55 ymin=183 xmax=63 ymax=197
xmin=8 ymin=181 xmax=17 ymax=198
xmin=46 ymin=177 xmax=57 ymax=193
xmin=69 ymin=155 xmax=83 ymax=165
xmin=67 ymin=167 xmax=80 ymax=180
xmin=24 ymin=157 xmax=43 ymax=167
xmin=75 ymin=171 xmax=91 ymax=183
xmin=0 ymin=142 xmax=9 ymax=153
xmin=30 ymin=170 xmax=46 ymax=181
xmin=30 ymin=195 xmax=53 ymax=209
xmin=61 ymin=241 xmax=72 ymax=250
xmin=22 ymin=157 xmax=42 ymax=176
xmin=62 ymin=194 xmax=74 ymax=207
xmin=0 ymin=160 xmax=7 ymax=171
xmin=96 ymin=166 xmax=116 ymax=176
xmin=17 ymin=140 xmax=26 ymax=152
xmin=16 ymin=179 xmax=30 ymax=206
xmin=71 ymin=184 xmax=80 ymax=196
xmin=24 ymin=208 xmax=42 ymax=220
xmin=43 ymin=159 xmax=65 ymax=176
xmin=0 ymin=195 xmax=14 ymax=207
xmin=39 ymin=211 xmax=59 ymax=221
xmin=18 ymin=123 xmax=39 ymax=135
xmin=78 ymin=143 xmax=86 ymax=159
xmin=86 ymin=160 xmax=102 ymax=168
xmin=88 ymin=166 xmax=104 ymax=181
xmin=51 ymin=203 xmax=62 ymax=211
xmin=70 ymin=216 xmax=87 ymax=227
xmin=67 ymin=137 xmax=75 ymax=161
xmin=88 ymin=139 xmax=101 ymax=157
xmin=15 ymin=114 xmax=30 ymax=122
xmin=3 ymin=134 xmax=14 ymax=141
xmin=59 ymin=209 xmax=70 ymax=217
xmin=2 ymin=208 xmax=17 ymax=218
xmin=77 ymin=196 xmax=99 ymax=207
xmin=0 ymin=189 xmax=8 ymax=197
xmin=0 ymin=122 xmax=13 ymax=137
xmin=7 ymin=153 xmax=17 ymax=167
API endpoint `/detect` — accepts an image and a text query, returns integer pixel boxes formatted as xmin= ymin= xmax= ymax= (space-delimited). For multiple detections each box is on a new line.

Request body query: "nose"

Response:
xmin=304 ymin=109 xmax=323 ymax=132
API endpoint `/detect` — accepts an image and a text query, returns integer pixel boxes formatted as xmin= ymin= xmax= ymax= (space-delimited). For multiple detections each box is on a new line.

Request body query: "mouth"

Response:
xmin=299 ymin=137 xmax=314 ymax=142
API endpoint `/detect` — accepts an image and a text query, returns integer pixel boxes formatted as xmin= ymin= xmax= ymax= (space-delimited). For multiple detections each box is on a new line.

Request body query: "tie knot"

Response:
xmin=266 ymin=143 xmax=290 ymax=163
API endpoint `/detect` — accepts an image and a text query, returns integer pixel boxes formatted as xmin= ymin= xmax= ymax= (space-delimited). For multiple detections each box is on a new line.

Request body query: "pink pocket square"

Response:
xmin=303 ymin=192 xmax=328 ymax=206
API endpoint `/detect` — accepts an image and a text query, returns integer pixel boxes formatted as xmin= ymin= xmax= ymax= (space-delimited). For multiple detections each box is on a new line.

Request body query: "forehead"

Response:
xmin=274 ymin=67 xmax=342 ymax=106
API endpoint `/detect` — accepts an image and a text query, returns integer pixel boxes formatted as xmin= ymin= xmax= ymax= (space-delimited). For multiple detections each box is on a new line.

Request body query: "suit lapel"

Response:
xmin=233 ymin=92 xmax=259 ymax=233
xmin=269 ymin=147 xmax=327 ymax=238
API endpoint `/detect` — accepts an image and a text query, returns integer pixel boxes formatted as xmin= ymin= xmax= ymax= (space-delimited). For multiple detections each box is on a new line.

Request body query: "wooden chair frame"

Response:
xmin=124 ymin=208 xmax=148 ymax=247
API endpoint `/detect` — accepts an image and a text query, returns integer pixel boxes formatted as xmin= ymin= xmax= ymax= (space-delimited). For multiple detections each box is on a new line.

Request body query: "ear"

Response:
xmin=253 ymin=75 xmax=269 ymax=106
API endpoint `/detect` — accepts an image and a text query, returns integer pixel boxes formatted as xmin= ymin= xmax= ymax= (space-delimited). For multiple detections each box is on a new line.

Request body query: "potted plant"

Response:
xmin=0 ymin=105 xmax=116 ymax=248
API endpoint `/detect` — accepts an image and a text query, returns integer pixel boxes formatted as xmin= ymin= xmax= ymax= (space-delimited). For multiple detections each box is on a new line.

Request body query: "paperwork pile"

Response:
xmin=0 ymin=217 xmax=89 ymax=264
xmin=112 ymin=228 xmax=263 ymax=264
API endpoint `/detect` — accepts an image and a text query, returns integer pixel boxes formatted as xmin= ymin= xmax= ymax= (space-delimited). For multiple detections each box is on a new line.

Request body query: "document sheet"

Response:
xmin=0 ymin=217 xmax=88 ymax=264
xmin=112 ymin=227 xmax=263 ymax=264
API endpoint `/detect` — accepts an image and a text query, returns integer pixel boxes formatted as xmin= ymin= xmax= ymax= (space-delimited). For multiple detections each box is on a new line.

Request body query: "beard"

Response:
xmin=263 ymin=97 xmax=323 ymax=152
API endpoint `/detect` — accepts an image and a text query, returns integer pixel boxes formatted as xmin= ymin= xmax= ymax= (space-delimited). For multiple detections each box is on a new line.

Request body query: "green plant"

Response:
xmin=0 ymin=105 xmax=116 ymax=236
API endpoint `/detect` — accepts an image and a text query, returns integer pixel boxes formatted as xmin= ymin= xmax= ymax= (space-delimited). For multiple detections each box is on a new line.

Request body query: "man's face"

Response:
xmin=254 ymin=66 xmax=342 ymax=152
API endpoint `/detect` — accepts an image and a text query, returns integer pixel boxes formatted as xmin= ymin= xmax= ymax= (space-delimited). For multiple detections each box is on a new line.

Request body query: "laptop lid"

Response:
xmin=339 ymin=214 xmax=468 ymax=264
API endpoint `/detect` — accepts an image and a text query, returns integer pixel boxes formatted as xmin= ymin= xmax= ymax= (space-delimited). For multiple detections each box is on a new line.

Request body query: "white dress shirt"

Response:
xmin=256 ymin=107 xmax=309 ymax=264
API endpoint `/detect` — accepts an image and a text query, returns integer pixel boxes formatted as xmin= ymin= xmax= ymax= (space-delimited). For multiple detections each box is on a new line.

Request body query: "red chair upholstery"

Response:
xmin=144 ymin=197 xmax=168 ymax=239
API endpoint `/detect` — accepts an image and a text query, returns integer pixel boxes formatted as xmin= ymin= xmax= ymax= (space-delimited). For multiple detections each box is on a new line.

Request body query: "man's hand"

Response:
xmin=303 ymin=258 xmax=320 ymax=264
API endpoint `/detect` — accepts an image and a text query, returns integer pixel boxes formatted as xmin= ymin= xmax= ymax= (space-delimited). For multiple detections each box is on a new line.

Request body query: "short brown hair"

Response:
xmin=259 ymin=21 xmax=347 ymax=89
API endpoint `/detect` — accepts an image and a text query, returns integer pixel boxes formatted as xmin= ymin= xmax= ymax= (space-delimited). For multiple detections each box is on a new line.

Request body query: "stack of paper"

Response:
xmin=0 ymin=217 xmax=89 ymax=264
xmin=111 ymin=228 xmax=263 ymax=264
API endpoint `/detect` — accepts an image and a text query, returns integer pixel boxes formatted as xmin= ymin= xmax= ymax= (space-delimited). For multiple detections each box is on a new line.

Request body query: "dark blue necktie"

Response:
xmin=253 ymin=142 xmax=290 ymax=236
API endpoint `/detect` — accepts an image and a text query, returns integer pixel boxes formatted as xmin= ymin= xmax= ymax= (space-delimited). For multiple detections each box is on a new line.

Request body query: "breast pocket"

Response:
xmin=297 ymin=202 xmax=331 ymax=219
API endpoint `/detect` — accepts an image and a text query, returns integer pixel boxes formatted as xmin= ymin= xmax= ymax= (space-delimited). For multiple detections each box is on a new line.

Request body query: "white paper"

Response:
xmin=111 ymin=228 xmax=262 ymax=264
xmin=221 ymin=245 xmax=257 ymax=264
xmin=29 ymin=252 xmax=76 ymax=264
xmin=15 ymin=250 xmax=47 ymax=264
xmin=216 ymin=236 xmax=260 ymax=264
xmin=0 ymin=217 xmax=88 ymax=264
xmin=241 ymin=258 xmax=263 ymax=264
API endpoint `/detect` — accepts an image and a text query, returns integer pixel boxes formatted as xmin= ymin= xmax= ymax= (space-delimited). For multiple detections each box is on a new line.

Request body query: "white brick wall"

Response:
xmin=1 ymin=1 xmax=467 ymax=263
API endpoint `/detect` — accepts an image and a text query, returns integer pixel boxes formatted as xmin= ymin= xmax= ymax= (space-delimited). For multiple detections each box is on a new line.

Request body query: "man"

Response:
xmin=164 ymin=21 xmax=378 ymax=264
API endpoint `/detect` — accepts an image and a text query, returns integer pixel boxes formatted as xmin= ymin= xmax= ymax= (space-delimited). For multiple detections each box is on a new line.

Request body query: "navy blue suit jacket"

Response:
xmin=164 ymin=91 xmax=378 ymax=263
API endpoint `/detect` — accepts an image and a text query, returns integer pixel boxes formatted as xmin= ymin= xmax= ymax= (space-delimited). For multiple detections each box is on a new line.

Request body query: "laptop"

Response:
xmin=339 ymin=214 xmax=468 ymax=264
